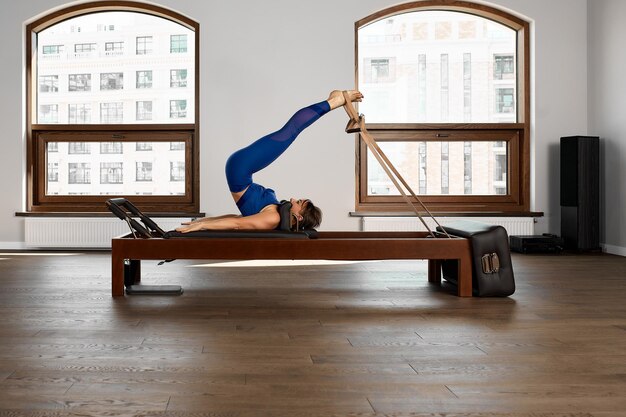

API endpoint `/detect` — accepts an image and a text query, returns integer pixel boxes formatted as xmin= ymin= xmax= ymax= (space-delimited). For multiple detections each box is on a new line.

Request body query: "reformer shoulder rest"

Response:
xmin=106 ymin=198 xmax=318 ymax=239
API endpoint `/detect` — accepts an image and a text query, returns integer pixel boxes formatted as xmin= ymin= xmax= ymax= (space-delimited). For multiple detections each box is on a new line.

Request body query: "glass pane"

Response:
xmin=36 ymin=12 xmax=195 ymax=124
xmin=45 ymin=142 xmax=186 ymax=196
xmin=358 ymin=11 xmax=517 ymax=123
xmin=367 ymin=141 xmax=508 ymax=196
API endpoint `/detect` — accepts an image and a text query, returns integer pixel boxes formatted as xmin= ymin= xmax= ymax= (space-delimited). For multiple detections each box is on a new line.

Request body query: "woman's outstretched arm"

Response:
xmin=176 ymin=210 xmax=280 ymax=233
xmin=182 ymin=213 xmax=241 ymax=225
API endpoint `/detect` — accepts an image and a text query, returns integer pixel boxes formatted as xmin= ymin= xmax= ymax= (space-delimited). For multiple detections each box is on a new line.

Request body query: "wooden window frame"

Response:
xmin=26 ymin=1 xmax=200 ymax=213
xmin=355 ymin=1 xmax=531 ymax=215
xmin=358 ymin=127 xmax=522 ymax=212
xmin=34 ymin=130 xmax=194 ymax=208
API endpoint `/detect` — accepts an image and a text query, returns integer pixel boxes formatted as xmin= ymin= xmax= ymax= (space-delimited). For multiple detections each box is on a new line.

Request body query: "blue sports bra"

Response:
xmin=236 ymin=183 xmax=280 ymax=217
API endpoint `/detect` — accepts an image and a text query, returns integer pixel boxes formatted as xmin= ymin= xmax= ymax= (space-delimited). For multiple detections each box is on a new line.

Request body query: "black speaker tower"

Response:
xmin=560 ymin=136 xmax=600 ymax=250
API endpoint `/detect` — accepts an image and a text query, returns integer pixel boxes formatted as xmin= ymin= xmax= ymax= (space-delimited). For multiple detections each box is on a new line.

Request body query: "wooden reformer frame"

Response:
xmin=111 ymin=231 xmax=472 ymax=297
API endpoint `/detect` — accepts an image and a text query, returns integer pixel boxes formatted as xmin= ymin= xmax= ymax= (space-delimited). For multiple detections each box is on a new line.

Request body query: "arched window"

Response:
xmin=355 ymin=1 xmax=530 ymax=214
xmin=26 ymin=1 xmax=199 ymax=213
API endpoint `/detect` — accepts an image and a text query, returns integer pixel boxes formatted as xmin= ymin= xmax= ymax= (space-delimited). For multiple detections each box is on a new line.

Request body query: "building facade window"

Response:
xmin=417 ymin=54 xmax=426 ymax=121
xmin=136 ymin=36 xmax=152 ymax=55
xmin=496 ymin=88 xmax=515 ymax=113
xmin=74 ymin=43 xmax=96 ymax=53
xmin=136 ymin=70 xmax=152 ymax=89
xmin=101 ymin=72 xmax=123 ymax=90
xmin=136 ymin=162 xmax=152 ymax=181
xmin=494 ymin=54 xmax=514 ymax=79
xmin=136 ymin=142 xmax=153 ymax=151
xmin=100 ymin=142 xmax=123 ymax=154
xmin=98 ymin=24 xmax=115 ymax=32
xmin=104 ymin=41 xmax=124 ymax=55
xmin=494 ymin=153 xmax=507 ymax=182
xmin=170 ymin=69 xmax=187 ymax=87
xmin=418 ymin=141 xmax=427 ymax=194
xmin=68 ymin=142 xmax=90 ymax=154
xmin=42 ymin=45 xmax=63 ymax=54
xmin=170 ymin=142 xmax=185 ymax=151
xmin=100 ymin=102 xmax=123 ymax=123
xmin=100 ymin=162 xmax=123 ymax=184
xmin=68 ymin=163 xmax=91 ymax=184
xmin=170 ymin=34 xmax=187 ymax=52
xmin=170 ymin=100 xmax=187 ymax=118
xmin=356 ymin=2 xmax=530 ymax=213
xmin=170 ymin=161 xmax=185 ymax=181
xmin=39 ymin=75 xmax=58 ymax=93
xmin=463 ymin=53 xmax=472 ymax=122
xmin=68 ymin=103 xmax=91 ymax=124
xmin=48 ymin=162 xmax=59 ymax=182
xmin=364 ymin=58 xmax=393 ymax=83
xmin=68 ymin=74 xmax=91 ymax=92
xmin=440 ymin=54 xmax=449 ymax=121
xmin=39 ymin=104 xmax=58 ymax=123
xmin=463 ymin=142 xmax=472 ymax=194
xmin=136 ymin=101 xmax=152 ymax=121
xmin=441 ymin=142 xmax=449 ymax=194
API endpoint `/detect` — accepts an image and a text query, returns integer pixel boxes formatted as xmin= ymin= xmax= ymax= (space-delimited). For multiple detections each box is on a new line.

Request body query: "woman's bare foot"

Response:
xmin=327 ymin=90 xmax=363 ymax=110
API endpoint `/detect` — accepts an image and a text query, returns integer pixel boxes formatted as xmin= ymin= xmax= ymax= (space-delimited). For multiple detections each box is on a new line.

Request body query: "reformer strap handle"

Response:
xmin=343 ymin=97 xmax=450 ymax=238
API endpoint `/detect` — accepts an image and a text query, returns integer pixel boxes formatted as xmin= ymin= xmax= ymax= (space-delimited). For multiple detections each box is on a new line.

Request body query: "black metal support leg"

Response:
xmin=124 ymin=259 xmax=183 ymax=295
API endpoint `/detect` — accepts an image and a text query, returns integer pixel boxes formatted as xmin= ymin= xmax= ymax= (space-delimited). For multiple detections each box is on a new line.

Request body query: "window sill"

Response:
xmin=350 ymin=211 xmax=543 ymax=218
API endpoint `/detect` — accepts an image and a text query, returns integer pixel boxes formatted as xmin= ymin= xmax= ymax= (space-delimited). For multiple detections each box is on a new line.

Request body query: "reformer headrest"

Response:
xmin=277 ymin=200 xmax=318 ymax=235
xmin=278 ymin=200 xmax=293 ymax=231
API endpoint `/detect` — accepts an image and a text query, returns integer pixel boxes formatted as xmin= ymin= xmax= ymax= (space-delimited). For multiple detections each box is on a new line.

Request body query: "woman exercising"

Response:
xmin=176 ymin=89 xmax=363 ymax=233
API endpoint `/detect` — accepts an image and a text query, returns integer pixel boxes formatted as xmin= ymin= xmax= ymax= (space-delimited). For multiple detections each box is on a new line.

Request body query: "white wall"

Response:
xmin=0 ymin=0 xmax=597 ymax=247
xmin=588 ymin=0 xmax=626 ymax=256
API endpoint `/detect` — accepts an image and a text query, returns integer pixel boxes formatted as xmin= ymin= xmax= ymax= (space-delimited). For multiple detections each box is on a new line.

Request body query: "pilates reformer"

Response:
xmin=107 ymin=197 xmax=472 ymax=297
xmin=108 ymin=97 xmax=476 ymax=297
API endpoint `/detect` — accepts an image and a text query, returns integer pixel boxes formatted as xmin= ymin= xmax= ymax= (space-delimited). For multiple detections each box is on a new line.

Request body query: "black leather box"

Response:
xmin=510 ymin=235 xmax=564 ymax=254
xmin=437 ymin=220 xmax=515 ymax=297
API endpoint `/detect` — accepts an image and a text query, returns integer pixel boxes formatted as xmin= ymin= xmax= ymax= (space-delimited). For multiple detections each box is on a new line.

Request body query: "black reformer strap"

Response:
xmin=343 ymin=94 xmax=450 ymax=238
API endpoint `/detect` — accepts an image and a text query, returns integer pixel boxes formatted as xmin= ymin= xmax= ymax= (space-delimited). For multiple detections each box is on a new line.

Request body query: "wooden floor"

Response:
xmin=0 ymin=251 xmax=624 ymax=416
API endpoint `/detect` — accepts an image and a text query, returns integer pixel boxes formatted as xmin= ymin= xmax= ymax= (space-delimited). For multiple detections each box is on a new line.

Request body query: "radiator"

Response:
xmin=24 ymin=216 xmax=535 ymax=249
xmin=24 ymin=217 xmax=190 ymax=249
xmin=361 ymin=216 xmax=534 ymax=236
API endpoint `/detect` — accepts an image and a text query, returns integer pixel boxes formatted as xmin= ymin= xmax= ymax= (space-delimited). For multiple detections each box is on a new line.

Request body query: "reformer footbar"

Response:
xmin=106 ymin=198 xmax=182 ymax=295
xmin=342 ymin=91 xmax=450 ymax=239
xmin=106 ymin=198 xmax=166 ymax=238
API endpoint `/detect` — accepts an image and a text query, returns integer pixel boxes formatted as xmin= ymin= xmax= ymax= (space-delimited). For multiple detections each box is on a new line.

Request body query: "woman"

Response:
xmin=176 ymin=89 xmax=363 ymax=233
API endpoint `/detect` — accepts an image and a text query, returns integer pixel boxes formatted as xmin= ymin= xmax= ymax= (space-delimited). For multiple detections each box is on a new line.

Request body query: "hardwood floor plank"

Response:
xmin=447 ymin=383 xmax=626 ymax=399
xmin=0 ymin=393 xmax=168 ymax=411
xmin=368 ymin=395 xmax=626 ymax=413
xmin=165 ymin=393 xmax=374 ymax=413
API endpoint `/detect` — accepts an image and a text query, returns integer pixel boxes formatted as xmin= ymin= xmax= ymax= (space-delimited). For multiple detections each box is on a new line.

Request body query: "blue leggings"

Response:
xmin=225 ymin=100 xmax=331 ymax=192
